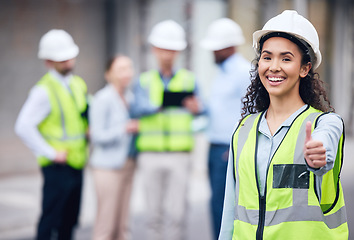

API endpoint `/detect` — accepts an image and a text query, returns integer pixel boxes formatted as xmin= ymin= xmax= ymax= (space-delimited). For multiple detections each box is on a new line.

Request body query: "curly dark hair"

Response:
xmin=240 ymin=37 xmax=334 ymax=118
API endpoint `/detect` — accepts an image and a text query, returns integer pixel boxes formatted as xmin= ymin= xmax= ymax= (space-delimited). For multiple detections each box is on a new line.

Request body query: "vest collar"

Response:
xmin=49 ymin=69 xmax=73 ymax=88
xmin=259 ymin=104 xmax=308 ymax=137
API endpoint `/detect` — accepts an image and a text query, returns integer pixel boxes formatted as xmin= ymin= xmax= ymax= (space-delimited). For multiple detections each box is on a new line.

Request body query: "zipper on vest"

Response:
xmin=256 ymin=195 xmax=266 ymax=240
xmin=254 ymin=106 xmax=311 ymax=239
xmin=254 ymin=113 xmax=266 ymax=240
xmin=255 ymin=167 xmax=266 ymax=240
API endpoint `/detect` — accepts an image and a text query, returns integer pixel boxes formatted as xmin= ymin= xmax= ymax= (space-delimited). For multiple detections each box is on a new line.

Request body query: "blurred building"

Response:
xmin=0 ymin=0 xmax=353 ymax=174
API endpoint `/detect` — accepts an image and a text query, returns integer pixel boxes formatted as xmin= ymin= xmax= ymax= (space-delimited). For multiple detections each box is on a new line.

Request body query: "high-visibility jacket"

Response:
xmin=231 ymin=106 xmax=348 ymax=240
xmin=37 ymin=73 xmax=89 ymax=169
xmin=136 ymin=69 xmax=195 ymax=152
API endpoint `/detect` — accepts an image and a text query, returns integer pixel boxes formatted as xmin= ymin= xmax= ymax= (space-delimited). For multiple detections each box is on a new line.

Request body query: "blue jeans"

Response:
xmin=208 ymin=144 xmax=229 ymax=240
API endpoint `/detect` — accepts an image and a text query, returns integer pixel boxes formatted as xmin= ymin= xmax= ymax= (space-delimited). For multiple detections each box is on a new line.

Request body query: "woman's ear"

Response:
xmin=300 ymin=62 xmax=312 ymax=78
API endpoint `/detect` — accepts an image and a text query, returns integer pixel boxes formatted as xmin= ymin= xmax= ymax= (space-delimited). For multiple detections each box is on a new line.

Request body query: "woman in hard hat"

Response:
xmin=218 ymin=10 xmax=348 ymax=239
xmin=89 ymin=55 xmax=139 ymax=240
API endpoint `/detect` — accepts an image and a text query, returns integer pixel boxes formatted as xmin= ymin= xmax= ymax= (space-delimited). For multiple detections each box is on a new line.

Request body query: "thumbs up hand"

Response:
xmin=304 ymin=121 xmax=327 ymax=169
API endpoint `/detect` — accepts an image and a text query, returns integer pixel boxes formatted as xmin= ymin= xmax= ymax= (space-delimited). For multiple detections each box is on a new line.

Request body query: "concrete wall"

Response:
xmin=0 ymin=0 xmax=106 ymax=174
xmin=228 ymin=0 xmax=259 ymax=61
xmin=331 ymin=1 xmax=354 ymax=134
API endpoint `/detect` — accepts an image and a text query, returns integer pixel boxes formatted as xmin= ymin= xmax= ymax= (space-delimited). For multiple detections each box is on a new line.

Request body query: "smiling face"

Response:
xmin=258 ymin=37 xmax=311 ymax=102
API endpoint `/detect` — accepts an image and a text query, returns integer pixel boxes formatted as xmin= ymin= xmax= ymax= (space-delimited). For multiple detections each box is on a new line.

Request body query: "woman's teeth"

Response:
xmin=268 ymin=77 xmax=284 ymax=82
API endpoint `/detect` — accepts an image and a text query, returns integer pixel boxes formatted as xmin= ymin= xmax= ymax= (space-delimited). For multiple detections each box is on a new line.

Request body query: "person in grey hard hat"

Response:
xmin=219 ymin=10 xmax=348 ymax=239
xmin=15 ymin=29 xmax=89 ymax=240
xmin=200 ymin=18 xmax=251 ymax=240
xmin=131 ymin=20 xmax=203 ymax=240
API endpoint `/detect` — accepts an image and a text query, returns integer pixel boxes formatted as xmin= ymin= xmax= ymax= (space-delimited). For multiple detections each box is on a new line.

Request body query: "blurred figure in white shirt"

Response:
xmin=15 ymin=29 xmax=89 ymax=240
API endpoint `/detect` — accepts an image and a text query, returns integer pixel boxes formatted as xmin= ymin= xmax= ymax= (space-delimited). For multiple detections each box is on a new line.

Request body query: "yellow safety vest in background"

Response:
xmin=232 ymin=106 xmax=348 ymax=240
xmin=136 ymin=69 xmax=195 ymax=152
xmin=37 ymin=73 xmax=88 ymax=169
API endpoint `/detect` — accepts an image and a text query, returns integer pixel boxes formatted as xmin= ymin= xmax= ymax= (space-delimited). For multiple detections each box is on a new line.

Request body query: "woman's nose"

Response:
xmin=269 ymin=60 xmax=281 ymax=72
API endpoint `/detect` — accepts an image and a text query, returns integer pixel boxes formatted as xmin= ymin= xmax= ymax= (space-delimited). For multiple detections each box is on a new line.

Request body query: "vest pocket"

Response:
xmin=273 ymin=164 xmax=309 ymax=189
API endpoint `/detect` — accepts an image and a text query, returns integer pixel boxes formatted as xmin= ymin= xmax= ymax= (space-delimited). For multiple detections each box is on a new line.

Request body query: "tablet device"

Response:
xmin=162 ymin=91 xmax=194 ymax=107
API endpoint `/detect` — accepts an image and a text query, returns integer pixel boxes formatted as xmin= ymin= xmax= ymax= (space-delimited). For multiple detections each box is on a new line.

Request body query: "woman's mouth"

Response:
xmin=267 ymin=76 xmax=285 ymax=82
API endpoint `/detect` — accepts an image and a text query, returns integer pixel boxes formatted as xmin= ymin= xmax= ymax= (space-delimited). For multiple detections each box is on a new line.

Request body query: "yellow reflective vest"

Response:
xmin=136 ymin=69 xmax=195 ymax=152
xmin=37 ymin=73 xmax=89 ymax=169
xmin=231 ymin=106 xmax=348 ymax=239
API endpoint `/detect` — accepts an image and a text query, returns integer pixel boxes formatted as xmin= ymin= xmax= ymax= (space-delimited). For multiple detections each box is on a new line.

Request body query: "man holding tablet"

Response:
xmin=131 ymin=20 xmax=202 ymax=240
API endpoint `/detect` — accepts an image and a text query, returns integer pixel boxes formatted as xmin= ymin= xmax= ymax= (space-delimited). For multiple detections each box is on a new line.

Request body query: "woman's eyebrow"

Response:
xmin=261 ymin=50 xmax=271 ymax=55
xmin=261 ymin=50 xmax=295 ymax=57
xmin=280 ymin=51 xmax=295 ymax=57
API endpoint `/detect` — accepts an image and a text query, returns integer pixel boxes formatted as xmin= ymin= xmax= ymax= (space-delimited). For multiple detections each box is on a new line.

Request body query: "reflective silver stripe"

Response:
xmin=180 ymin=70 xmax=194 ymax=90
xmin=237 ymin=204 xmax=347 ymax=229
xmin=140 ymin=131 xmax=191 ymax=135
xmin=236 ymin=205 xmax=259 ymax=225
xmin=236 ymin=114 xmax=261 ymax=164
xmin=292 ymin=112 xmax=322 ymax=205
xmin=47 ymin=79 xmax=71 ymax=139
xmin=293 ymin=112 xmax=322 ymax=164
xmin=183 ymin=78 xmax=191 ymax=90
xmin=43 ymin=134 xmax=86 ymax=141
xmin=168 ymin=131 xmax=192 ymax=135
xmin=163 ymin=108 xmax=190 ymax=114
xmin=50 ymin=84 xmax=68 ymax=139
xmin=234 ymin=113 xmax=261 ymax=220
xmin=268 ymin=205 xmax=348 ymax=228
xmin=266 ymin=205 xmax=322 ymax=225
xmin=324 ymin=206 xmax=347 ymax=229
xmin=47 ymin=77 xmax=85 ymax=141
xmin=293 ymin=188 xmax=308 ymax=206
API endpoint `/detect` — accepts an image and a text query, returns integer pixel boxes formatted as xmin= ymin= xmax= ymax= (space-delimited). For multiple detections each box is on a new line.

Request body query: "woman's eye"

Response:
xmin=262 ymin=56 xmax=271 ymax=60
xmin=282 ymin=56 xmax=292 ymax=62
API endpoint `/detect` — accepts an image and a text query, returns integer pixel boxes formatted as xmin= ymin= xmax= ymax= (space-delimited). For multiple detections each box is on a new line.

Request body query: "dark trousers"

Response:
xmin=208 ymin=144 xmax=229 ymax=240
xmin=37 ymin=164 xmax=83 ymax=240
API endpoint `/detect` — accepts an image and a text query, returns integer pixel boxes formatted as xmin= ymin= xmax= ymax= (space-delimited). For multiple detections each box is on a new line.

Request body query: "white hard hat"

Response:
xmin=38 ymin=29 xmax=79 ymax=62
xmin=148 ymin=20 xmax=187 ymax=51
xmin=200 ymin=18 xmax=245 ymax=51
xmin=253 ymin=10 xmax=322 ymax=69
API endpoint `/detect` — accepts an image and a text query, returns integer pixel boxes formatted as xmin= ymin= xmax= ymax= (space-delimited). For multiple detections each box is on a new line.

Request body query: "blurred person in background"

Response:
xmin=219 ymin=10 xmax=348 ymax=239
xmin=89 ymin=55 xmax=139 ymax=240
xmin=15 ymin=29 xmax=89 ymax=240
xmin=131 ymin=20 xmax=202 ymax=240
xmin=200 ymin=18 xmax=250 ymax=239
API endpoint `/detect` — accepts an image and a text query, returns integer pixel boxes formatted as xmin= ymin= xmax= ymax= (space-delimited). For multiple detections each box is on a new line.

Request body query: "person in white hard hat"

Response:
xmin=131 ymin=20 xmax=202 ymax=240
xmin=15 ymin=29 xmax=89 ymax=240
xmin=219 ymin=10 xmax=348 ymax=239
xmin=200 ymin=18 xmax=251 ymax=240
